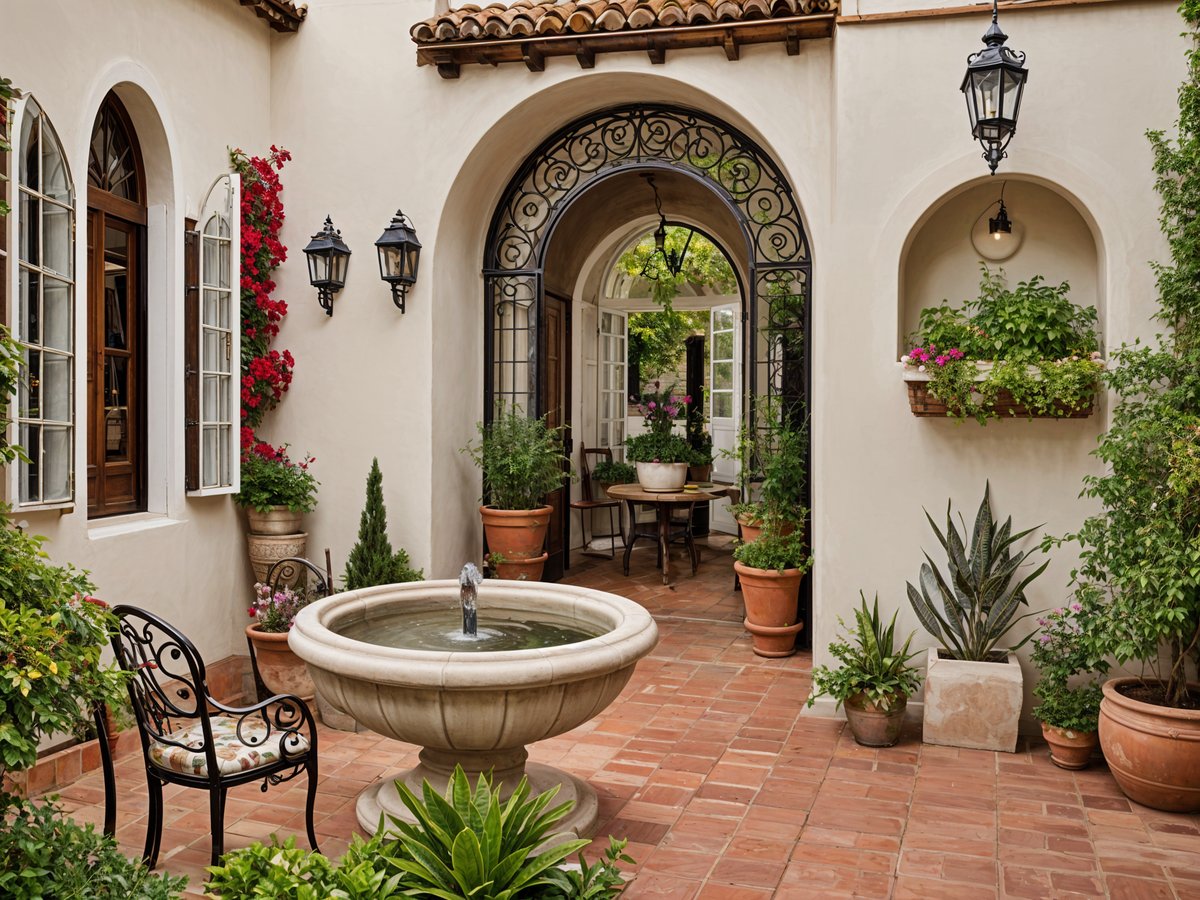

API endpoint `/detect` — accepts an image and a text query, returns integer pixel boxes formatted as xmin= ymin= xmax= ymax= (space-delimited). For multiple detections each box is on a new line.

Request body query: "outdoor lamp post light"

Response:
xmin=989 ymin=198 xmax=1013 ymax=239
xmin=961 ymin=0 xmax=1028 ymax=175
xmin=302 ymin=215 xmax=351 ymax=316
xmin=375 ymin=210 xmax=422 ymax=313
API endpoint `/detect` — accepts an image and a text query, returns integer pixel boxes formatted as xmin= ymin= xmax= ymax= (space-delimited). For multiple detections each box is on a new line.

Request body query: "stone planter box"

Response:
xmin=922 ymin=647 xmax=1023 ymax=752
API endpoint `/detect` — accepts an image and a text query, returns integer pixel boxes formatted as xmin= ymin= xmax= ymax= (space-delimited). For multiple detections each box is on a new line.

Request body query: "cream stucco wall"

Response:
xmin=4 ymin=0 xmax=1185 ymax=717
xmin=4 ymin=0 xmax=273 ymax=662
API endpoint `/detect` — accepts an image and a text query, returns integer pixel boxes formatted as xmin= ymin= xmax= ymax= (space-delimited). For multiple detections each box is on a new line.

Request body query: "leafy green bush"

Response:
xmin=591 ymin=460 xmax=636 ymax=484
xmin=906 ymin=484 xmax=1046 ymax=661
xmin=733 ymin=530 xmax=812 ymax=573
xmin=233 ymin=445 xmax=318 ymax=514
xmin=0 ymin=794 xmax=187 ymax=899
xmin=206 ymin=767 xmax=632 ymax=899
xmin=464 ymin=407 xmax=574 ymax=511
xmin=969 ymin=268 xmax=1098 ymax=362
xmin=343 ymin=458 xmax=423 ymax=591
xmin=624 ymin=431 xmax=696 ymax=465
xmin=808 ymin=593 xmax=922 ymax=713
xmin=0 ymin=511 xmax=126 ymax=772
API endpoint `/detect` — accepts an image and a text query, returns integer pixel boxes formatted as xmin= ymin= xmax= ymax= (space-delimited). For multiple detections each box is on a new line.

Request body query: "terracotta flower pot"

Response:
xmin=636 ymin=462 xmax=689 ymax=493
xmin=845 ymin=692 xmax=907 ymax=748
xmin=1041 ymin=721 xmax=1097 ymax=770
xmin=246 ymin=623 xmax=315 ymax=701
xmin=247 ymin=532 xmax=308 ymax=584
xmin=492 ymin=552 xmax=549 ymax=581
xmin=246 ymin=506 xmax=303 ymax=536
xmin=688 ymin=464 xmax=713 ymax=483
xmin=733 ymin=561 xmax=804 ymax=658
xmin=1099 ymin=677 xmax=1200 ymax=812
xmin=480 ymin=505 xmax=552 ymax=562
xmin=735 ymin=514 xmax=795 ymax=544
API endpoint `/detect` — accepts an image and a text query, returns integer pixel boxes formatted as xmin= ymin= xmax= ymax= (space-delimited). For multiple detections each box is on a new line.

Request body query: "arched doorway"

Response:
xmin=483 ymin=104 xmax=812 ymax=604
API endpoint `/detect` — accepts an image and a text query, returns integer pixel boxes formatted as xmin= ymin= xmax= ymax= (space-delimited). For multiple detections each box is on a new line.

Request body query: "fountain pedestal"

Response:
xmin=289 ymin=580 xmax=658 ymax=839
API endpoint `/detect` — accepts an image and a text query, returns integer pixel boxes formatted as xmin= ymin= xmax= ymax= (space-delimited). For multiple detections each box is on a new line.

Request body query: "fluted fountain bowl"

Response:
xmin=289 ymin=579 xmax=658 ymax=835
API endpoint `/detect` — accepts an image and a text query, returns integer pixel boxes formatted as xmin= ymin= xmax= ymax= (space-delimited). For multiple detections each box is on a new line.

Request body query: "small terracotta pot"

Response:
xmin=246 ymin=506 xmax=303 ymax=536
xmin=636 ymin=462 xmax=689 ymax=493
xmin=1041 ymin=722 xmax=1097 ymax=770
xmin=103 ymin=705 xmax=124 ymax=755
xmin=247 ymin=623 xmax=315 ymax=701
xmin=845 ymin=693 xmax=907 ymax=748
xmin=480 ymin=505 xmax=552 ymax=562
xmin=492 ymin=552 xmax=549 ymax=581
xmin=733 ymin=561 xmax=804 ymax=658
xmin=735 ymin=514 xmax=795 ymax=544
xmin=1099 ymin=677 xmax=1200 ymax=811
xmin=688 ymin=464 xmax=713 ymax=483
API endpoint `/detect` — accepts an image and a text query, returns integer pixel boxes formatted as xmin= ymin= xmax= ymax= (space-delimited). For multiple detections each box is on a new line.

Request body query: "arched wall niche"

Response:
xmin=899 ymin=178 xmax=1103 ymax=355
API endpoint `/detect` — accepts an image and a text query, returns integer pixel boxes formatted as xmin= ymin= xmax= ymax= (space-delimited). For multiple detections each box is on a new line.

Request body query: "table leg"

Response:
xmin=622 ymin=500 xmax=636 ymax=575
xmin=658 ymin=506 xmax=671 ymax=585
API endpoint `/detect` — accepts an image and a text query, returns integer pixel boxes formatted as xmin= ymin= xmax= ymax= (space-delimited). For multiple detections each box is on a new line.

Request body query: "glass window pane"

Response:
xmin=714 ymin=331 xmax=733 ymax=361
xmin=218 ymin=241 xmax=230 ymax=289
xmin=42 ymin=203 xmax=72 ymax=277
xmin=599 ymin=422 xmax=609 ymax=447
xmin=713 ymin=362 xmax=733 ymax=390
xmin=41 ymin=125 xmax=71 ymax=203
xmin=202 ymin=426 xmax=218 ymax=488
xmin=714 ymin=308 xmax=734 ymax=331
xmin=104 ymin=357 xmax=129 ymax=461
xmin=19 ymin=190 xmax=39 ymax=264
xmin=203 ymin=374 xmax=220 ymax=422
xmin=218 ymin=374 xmax=230 ymax=421
xmin=42 ymin=276 xmax=71 ymax=351
xmin=20 ymin=425 xmax=39 ymax=503
xmin=42 ymin=426 xmax=71 ymax=502
xmin=21 ymin=349 xmax=41 ymax=418
xmin=20 ymin=269 xmax=40 ymax=345
xmin=713 ymin=393 xmax=732 ymax=419
xmin=42 ymin=353 xmax=70 ymax=422
xmin=219 ymin=425 xmax=232 ymax=486
xmin=203 ymin=329 xmax=221 ymax=371
xmin=203 ymin=289 xmax=219 ymax=327
xmin=202 ymin=236 xmax=218 ymax=286
xmin=20 ymin=112 xmax=39 ymax=190
xmin=219 ymin=291 xmax=231 ymax=330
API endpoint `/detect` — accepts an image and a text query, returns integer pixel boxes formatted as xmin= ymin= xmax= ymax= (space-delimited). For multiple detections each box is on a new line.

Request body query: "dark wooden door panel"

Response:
xmin=541 ymin=293 xmax=571 ymax=582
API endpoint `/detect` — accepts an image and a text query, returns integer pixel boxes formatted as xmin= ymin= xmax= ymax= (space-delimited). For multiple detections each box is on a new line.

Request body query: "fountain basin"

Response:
xmin=289 ymin=579 xmax=658 ymax=836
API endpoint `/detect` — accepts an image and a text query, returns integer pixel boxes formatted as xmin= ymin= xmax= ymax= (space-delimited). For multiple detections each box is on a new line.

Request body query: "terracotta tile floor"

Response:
xmin=47 ymin=537 xmax=1200 ymax=898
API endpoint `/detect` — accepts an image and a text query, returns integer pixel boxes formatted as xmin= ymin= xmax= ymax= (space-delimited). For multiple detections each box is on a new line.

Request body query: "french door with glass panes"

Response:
xmin=597 ymin=309 xmax=628 ymax=459
xmin=710 ymin=303 xmax=741 ymax=534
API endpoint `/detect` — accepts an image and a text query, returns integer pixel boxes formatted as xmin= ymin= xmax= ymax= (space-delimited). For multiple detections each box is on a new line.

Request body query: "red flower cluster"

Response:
xmin=231 ymin=146 xmax=295 ymax=438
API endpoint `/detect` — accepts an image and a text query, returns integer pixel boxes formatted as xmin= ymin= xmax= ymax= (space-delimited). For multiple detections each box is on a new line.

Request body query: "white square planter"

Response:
xmin=922 ymin=647 xmax=1023 ymax=752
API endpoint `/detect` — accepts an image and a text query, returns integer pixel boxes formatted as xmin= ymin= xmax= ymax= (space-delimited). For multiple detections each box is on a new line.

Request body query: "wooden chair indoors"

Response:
xmin=571 ymin=443 xmax=622 ymax=559
xmin=105 ymin=605 xmax=319 ymax=867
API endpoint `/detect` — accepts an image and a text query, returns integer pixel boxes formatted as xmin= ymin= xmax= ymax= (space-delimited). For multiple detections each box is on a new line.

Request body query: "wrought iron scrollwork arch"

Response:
xmin=483 ymin=103 xmax=812 ymax=424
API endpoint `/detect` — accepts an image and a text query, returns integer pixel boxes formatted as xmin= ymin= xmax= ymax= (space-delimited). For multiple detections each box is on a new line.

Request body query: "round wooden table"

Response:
xmin=604 ymin=483 xmax=726 ymax=585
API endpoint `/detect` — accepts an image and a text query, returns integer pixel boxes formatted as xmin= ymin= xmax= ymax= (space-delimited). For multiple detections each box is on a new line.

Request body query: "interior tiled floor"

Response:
xmin=48 ymin=537 xmax=1200 ymax=898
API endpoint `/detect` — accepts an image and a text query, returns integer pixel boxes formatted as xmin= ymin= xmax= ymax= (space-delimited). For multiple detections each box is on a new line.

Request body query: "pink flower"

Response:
xmin=648 ymin=401 xmax=657 ymax=410
xmin=948 ymin=348 xmax=965 ymax=360
xmin=935 ymin=355 xmax=949 ymax=367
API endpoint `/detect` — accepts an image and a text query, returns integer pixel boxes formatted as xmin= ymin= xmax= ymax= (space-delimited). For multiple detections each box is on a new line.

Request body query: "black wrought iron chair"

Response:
xmin=109 ymin=605 xmax=319 ymax=867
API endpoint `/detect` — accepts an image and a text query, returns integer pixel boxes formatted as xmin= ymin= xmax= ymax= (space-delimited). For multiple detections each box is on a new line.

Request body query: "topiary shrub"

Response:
xmin=343 ymin=458 xmax=422 ymax=591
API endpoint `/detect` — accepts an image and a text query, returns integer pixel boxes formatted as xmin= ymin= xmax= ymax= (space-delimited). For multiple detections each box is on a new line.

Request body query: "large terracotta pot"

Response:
xmin=246 ymin=623 xmax=315 ymax=701
xmin=1099 ymin=677 xmax=1200 ymax=812
xmin=636 ymin=462 xmax=688 ymax=493
xmin=246 ymin=506 xmax=303 ymax=536
xmin=845 ymin=693 xmax=907 ymax=748
xmin=1041 ymin=722 xmax=1097 ymax=770
xmin=480 ymin=505 xmax=552 ymax=562
xmin=492 ymin=552 xmax=548 ymax=582
xmin=733 ymin=561 xmax=804 ymax=658
xmin=247 ymin=532 xmax=308 ymax=584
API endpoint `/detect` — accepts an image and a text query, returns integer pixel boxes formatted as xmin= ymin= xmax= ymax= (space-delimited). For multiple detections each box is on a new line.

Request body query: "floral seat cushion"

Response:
xmin=149 ymin=715 xmax=309 ymax=777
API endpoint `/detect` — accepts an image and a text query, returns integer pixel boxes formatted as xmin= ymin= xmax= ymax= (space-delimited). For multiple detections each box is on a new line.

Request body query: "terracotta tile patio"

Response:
xmin=44 ymin=537 xmax=1200 ymax=898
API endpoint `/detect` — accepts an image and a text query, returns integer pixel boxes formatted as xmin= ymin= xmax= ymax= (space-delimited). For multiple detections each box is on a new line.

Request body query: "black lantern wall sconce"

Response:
xmin=375 ymin=210 xmax=422 ymax=313
xmin=961 ymin=0 xmax=1029 ymax=175
xmin=639 ymin=173 xmax=693 ymax=281
xmin=302 ymin=216 xmax=351 ymax=316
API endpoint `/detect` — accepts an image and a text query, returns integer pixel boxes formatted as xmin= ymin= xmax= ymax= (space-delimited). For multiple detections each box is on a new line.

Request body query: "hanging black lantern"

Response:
xmin=961 ymin=0 xmax=1028 ymax=175
xmin=989 ymin=198 xmax=1013 ymax=238
xmin=375 ymin=210 xmax=422 ymax=313
xmin=639 ymin=174 xmax=694 ymax=281
xmin=302 ymin=215 xmax=351 ymax=316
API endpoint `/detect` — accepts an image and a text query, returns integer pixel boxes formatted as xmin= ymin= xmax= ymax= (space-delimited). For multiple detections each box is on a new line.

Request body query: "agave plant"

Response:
xmin=907 ymin=484 xmax=1047 ymax=661
xmin=386 ymin=766 xmax=589 ymax=899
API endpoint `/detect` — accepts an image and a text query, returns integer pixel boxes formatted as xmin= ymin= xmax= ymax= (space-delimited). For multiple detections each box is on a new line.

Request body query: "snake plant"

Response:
xmin=907 ymin=484 xmax=1047 ymax=661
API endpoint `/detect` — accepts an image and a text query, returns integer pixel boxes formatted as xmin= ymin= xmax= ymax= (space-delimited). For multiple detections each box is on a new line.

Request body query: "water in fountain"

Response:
xmin=337 ymin=611 xmax=602 ymax=652
xmin=460 ymin=562 xmax=481 ymax=636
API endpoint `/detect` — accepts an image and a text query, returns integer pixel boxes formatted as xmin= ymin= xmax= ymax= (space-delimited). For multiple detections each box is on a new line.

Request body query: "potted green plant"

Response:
xmin=726 ymin=414 xmax=807 ymax=542
xmin=234 ymin=444 xmax=319 ymax=582
xmin=626 ymin=384 xmax=695 ymax=492
xmin=907 ymin=484 xmax=1046 ymax=752
xmin=808 ymin=593 xmax=922 ymax=747
xmin=1030 ymin=605 xmax=1107 ymax=769
xmin=591 ymin=459 xmax=636 ymax=498
xmin=1046 ymin=11 xmax=1200 ymax=810
xmin=688 ymin=430 xmax=714 ymax=483
xmin=901 ymin=266 xmax=1104 ymax=423
xmin=463 ymin=406 xmax=572 ymax=582
xmin=732 ymin=529 xmax=812 ymax=657
xmin=246 ymin=581 xmax=315 ymax=700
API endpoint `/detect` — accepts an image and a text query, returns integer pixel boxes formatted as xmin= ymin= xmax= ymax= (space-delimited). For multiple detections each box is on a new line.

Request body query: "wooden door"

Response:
xmin=541 ymin=292 xmax=572 ymax=581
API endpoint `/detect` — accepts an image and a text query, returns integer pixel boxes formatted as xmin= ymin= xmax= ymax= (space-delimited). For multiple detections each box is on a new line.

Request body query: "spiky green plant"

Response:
xmin=907 ymin=484 xmax=1047 ymax=661
xmin=385 ymin=766 xmax=589 ymax=900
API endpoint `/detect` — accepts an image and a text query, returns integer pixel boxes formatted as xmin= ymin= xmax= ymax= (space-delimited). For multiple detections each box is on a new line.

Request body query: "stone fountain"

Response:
xmin=288 ymin=567 xmax=658 ymax=836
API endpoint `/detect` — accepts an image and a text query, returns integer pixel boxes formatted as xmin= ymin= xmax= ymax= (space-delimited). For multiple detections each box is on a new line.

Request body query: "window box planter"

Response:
xmin=898 ymin=362 xmax=1096 ymax=420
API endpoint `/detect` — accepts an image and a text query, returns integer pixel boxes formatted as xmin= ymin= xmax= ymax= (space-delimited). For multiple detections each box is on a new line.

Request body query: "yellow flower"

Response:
xmin=48 ymin=661 xmax=58 ymax=675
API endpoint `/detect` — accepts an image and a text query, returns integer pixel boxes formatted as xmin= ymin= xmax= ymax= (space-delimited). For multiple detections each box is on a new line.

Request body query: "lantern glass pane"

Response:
xmin=975 ymin=69 xmax=1002 ymax=122
xmin=330 ymin=251 xmax=348 ymax=288
xmin=405 ymin=246 xmax=420 ymax=282
xmin=307 ymin=251 xmax=327 ymax=287
xmin=382 ymin=245 xmax=404 ymax=280
xmin=1002 ymin=68 xmax=1025 ymax=123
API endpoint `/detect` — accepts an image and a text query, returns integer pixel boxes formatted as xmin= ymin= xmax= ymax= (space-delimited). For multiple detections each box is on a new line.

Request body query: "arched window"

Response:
xmin=86 ymin=92 xmax=146 ymax=518
xmin=15 ymin=98 xmax=74 ymax=507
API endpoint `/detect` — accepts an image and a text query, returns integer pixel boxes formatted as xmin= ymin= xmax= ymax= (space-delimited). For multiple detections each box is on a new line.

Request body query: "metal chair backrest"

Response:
xmin=579 ymin=443 xmax=614 ymax=503
xmin=110 ymin=605 xmax=215 ymax=769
